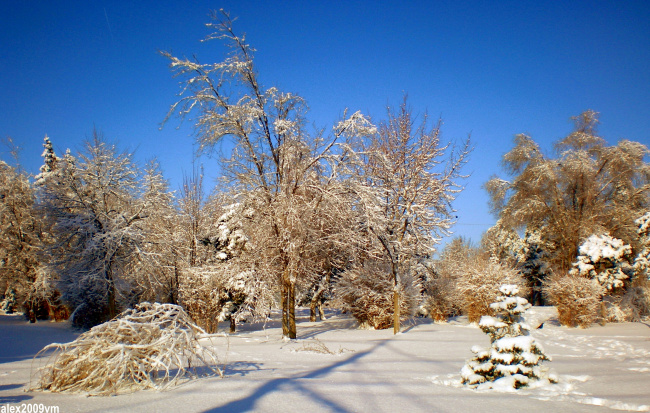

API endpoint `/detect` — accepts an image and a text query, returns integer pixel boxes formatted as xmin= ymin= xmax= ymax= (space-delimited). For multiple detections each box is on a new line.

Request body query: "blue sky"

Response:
xmin=1 ymin=1 xmax=649 ymax=247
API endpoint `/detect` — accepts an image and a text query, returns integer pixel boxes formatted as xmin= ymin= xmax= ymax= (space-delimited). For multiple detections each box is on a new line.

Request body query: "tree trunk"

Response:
xmin=282 ymin=279 xmax=297 ymax=339
xmin=393 ymin=289 xmax=400 ymax=335
xmin=392 ymin=260 xmax=400 ymax=335
xmin=309 ymin=283 xmax=327 ymax=322
xmin=318 ymin=302 xmax=325 ymax=321
xmin=230 ymin=317 xmax=236 ymax=333
xmin=310 ymin=303 xmax=317 ymax=322
xmin=107 ymin=266 xmax=117 ymax=320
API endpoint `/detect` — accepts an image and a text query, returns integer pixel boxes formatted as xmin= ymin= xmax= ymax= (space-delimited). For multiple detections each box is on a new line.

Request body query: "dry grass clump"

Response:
xmin=30 ymin=302 xmax=222 ymax=396
xmin=543 ymin=275 xmax=605 ymax=327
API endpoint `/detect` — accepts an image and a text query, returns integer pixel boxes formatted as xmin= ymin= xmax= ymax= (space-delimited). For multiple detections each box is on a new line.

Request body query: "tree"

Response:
xmin=461 ymin=284 xmax=555 ymax=389
xmin=357 ymin=98 xmax=470 ymax=333
xmin=162 ymin=10 xmax=375 ymax=339
xmin=0 ymin=153 xmax=42 ymax=313
xmin=486 ymin=110 xmax=650 ymax=272
xmin=424 ymin=237 xmax=474 ymax=321
xmin=39 ymin=131 xmax=147 ymax=328
xmin=515 ymin=229 xmax=552 ymax=306
xmin=136 ymin=160 xmax=181 ymax=304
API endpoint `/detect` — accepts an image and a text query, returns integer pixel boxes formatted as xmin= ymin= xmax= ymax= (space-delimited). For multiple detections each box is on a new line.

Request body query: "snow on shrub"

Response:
xmin=461 ymin=285 xmax=556 ymax=390
xmin=30 ymin=303 xmax=222 ymax=395
xmin=543 ymin=275 xmax=604 ymax=327
xmin=569 ymin=234 xmax=633 ymax=291
xmin=333 ymin=260 xmax=421 ymax=330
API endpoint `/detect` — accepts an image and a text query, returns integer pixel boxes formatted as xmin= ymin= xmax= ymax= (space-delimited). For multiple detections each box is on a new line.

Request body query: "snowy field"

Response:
xmin=1 ymin=309 xmax=649 ymax=413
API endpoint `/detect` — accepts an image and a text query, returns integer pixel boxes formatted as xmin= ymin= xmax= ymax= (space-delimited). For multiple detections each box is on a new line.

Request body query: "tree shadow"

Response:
xmin=223 ymin=361 xmax=263 ymax=377
xmin=0 ymin=383 xmax=26 ymax=391
xmin=0 ymin=394 xmax=32 ymax=404
xmin=202 ymin=339 xmax=391 ymax=413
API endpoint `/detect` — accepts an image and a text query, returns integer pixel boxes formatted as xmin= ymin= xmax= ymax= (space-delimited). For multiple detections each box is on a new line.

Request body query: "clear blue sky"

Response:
xmin=1 ymin=1 xmax=649 ymax=248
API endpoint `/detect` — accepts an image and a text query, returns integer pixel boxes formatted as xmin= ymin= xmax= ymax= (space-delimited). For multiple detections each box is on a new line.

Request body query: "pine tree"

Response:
xmin=461 ymin=284 xmax=555 ymax=389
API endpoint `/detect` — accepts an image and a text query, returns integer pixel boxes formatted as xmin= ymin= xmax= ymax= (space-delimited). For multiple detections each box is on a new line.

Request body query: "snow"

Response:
xmin=1 ymin=310 xmax=650 ymax=412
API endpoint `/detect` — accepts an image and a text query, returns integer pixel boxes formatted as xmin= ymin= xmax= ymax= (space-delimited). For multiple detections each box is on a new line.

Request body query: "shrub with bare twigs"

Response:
xmin=456 ymin=257 xmax=523 ymax=323
xmin=543 ymin=275 xmax=605 ymax=327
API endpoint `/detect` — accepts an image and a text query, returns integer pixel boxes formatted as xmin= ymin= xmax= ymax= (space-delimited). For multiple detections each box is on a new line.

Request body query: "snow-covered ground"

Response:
xmin=1 ymin=308 xmax=649 ymax=412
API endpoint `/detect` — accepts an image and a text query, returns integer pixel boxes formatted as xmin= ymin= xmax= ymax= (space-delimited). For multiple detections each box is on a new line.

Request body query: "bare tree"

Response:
xmin=486 ymin=110 xmax=650 ymax=272
xmin=356 ymin=98 xmax=470 ymax=333
xmin=162 ymin=10 xmax=375 ymax=338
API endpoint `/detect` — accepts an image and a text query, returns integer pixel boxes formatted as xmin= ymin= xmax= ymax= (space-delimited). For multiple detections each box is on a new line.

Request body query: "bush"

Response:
xmin=605 ymin=279 xmax=650 ymax=322
xmin=178 ymin=269 xmax=223 ymax=333
xmin=543 ymin=275 xmax=604 ymax=327
xmin=456 ymin=257 xmax=523 ymax=323
xmin=424 ymin=275 xmax=461 ymax=322
xmin=334 ymin=260 xmax=421 ymax=329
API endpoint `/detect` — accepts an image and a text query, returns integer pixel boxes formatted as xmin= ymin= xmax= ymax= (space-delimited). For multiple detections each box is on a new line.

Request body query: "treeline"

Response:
xmin=1 ymin=11 xmax=649 ymax=333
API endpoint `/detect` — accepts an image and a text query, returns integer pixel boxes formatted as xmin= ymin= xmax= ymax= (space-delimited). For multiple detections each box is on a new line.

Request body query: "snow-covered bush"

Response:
xmin=569 ymin=234 xmax=634 ymax=292
xmin=333 ymin=260 xmax=421 ymax=330
xmin=461 ymin=285 xmax=555 ymax=390
xmin=456 ymin=256 xmax=523 ymax=323
xmin=31 ymin=303 xmax=221 ymax=395
xmin=543 ymin=275 xmax=604 ymax=327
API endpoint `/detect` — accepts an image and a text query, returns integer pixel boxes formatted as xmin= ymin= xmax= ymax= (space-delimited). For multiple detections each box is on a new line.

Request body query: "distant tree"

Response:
xmin=424 ymin=236 xmax=475 ymax=321
xmin=569 ymin=234 xmax=634 ymax=292
xmin=39 ymin=131 xmax=147 ymax=328
xmin=515 ymin=229 xmax=552 ymax=306
xmin=486 ymin=110 xmax=650 ymax=272
xmin=136 ymin=160 xmax=181 ymax=304
xmin=0 ymin=148 xmax=42 ymax=313
xmin=481 ymin=220 xmax=522 ymax=266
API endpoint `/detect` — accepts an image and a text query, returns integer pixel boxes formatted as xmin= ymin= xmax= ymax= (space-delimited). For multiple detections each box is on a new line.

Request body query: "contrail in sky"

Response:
xmin=104 ymin=7 xmax=114 ymax=42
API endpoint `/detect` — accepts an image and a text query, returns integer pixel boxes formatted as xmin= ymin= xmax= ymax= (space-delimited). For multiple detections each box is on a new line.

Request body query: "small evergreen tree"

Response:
xmin=517 ymin=229 xmax=552 ymax=306
xmin=461 ymin=284 xmax=555 ymax=389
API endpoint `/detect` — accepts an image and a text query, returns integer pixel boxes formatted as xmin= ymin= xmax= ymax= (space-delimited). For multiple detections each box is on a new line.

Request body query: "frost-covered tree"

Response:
xmin=481 ymin=220 xmax=522 ymax=266
xmin=136 ymin=160 xmax=181 ymax=304
xmin=461 ymin=284 xmax=555 ymax=389
xmin=0 ymin=145 xmax=43 ymax=314
xmin=486 ymin=110 xmax=650 ymax=272
xmin=424 ymin=237 xmax=475 ymax=321
xmin=355 ymin=98 xmax=470 ymax=333
xmin=39 ymin=131 xmax=147 ymax=328
xmin=162 ymin=11 xmax=377 ymax=339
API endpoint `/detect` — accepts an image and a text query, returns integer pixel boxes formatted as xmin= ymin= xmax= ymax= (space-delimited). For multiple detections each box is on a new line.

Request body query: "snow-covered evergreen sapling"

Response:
xmin=461 ymin=284 xmax=556 ymax=389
